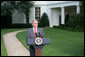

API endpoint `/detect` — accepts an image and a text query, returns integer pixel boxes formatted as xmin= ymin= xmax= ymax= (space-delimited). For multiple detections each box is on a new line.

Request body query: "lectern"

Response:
xmin=27 ymin=38 xmax=50 ymax=56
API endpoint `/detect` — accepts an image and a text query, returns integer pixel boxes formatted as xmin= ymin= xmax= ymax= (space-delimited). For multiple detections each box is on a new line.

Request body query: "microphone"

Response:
xmin=36 ymin=32 xmax=41 ymax=38
xmin=38 ymin=32 xmax=43 ymax=38
xmin=39 ymin=32 xmax=41 ymax=37
xmin=36 ymin=33 xmax=39 ymax=37
xmin=36 ymin=32 xmax=43 ymax=38
xmin=39 ymin=32 xmax=44 ymax=38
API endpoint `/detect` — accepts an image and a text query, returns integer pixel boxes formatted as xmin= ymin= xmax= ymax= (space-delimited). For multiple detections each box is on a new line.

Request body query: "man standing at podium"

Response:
xmin=26 ymin=20 xmax=44 ymax=56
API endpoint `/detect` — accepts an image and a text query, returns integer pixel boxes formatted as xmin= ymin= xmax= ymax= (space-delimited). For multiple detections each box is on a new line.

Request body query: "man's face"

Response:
xmin=32 ymin=20 xmax=38 ymax=28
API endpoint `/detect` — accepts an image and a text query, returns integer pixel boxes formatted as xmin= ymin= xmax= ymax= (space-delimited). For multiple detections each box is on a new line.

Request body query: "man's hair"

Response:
xmin=32 ymin=20 xmax=38 ymax=24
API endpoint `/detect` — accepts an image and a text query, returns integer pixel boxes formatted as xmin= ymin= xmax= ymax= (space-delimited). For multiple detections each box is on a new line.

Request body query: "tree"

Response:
xmin=1 ymin=1 xmax=12 ymax=16
xmin=1 ymin=1 xmax=13 ymax=27
xmin=40 ymin=13 xmax=49 ymax=27
xmin=1 ymin=1 xmax=34 ymax=28
xmin=1 ymin=1 xmax=34 ymax=22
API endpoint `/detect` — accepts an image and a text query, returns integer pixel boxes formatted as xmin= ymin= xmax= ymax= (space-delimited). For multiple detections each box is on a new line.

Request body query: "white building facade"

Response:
xmin=12 ymin=1 xmax=80 ymax=27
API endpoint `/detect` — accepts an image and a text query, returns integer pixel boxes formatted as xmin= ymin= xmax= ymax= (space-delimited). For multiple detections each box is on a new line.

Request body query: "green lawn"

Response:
xmin=16 ymin=27 xmax=84 ymax=56
xmin=1 ymin=28 xmax=27 ymax=56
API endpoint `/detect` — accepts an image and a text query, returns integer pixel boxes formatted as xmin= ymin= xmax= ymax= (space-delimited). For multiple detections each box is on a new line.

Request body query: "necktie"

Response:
xmin=34 ymin=28 xmax=36 ymax=38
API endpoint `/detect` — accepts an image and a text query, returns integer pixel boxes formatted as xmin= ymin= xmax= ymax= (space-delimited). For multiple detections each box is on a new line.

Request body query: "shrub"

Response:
xmin=1 ymin=15 xmax=32 ymax=28
xmin=65 ymin=13 xmax=84 ymax=31
xmin=39 ymin=12 xmax=49 ymax=27
xmin=1 ymin=15 xmax=12 ymax=28
xmin=53 ymin=25 xmax=66 ymax=29
xmin=2 ymin=23 xmax=32 ymax=28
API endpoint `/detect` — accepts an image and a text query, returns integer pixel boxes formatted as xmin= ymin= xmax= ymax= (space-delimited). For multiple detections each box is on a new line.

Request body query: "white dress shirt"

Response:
xmin=33 ymin=27 xmax=37 ymax=33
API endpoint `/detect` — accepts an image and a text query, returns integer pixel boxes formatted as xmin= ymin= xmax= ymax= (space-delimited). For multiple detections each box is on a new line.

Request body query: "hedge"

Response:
xmin=1 ymin=24 xmax=32 ymax=28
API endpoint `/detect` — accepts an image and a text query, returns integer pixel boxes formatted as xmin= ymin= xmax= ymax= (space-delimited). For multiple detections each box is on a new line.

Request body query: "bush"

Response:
xmin=53 ymin=25 xmax=66 ymax=29
xmin=1 ymin=15 xmax=12 ymax=28
xmin=66 ymin=13 xmax=84 ymax=28
xmin=2 ymin=23 xmax=32 ymax=28
xmin=39 ymin=12 xmax=49 ymax=27
xmin=65 ymin=13 xmax=84 ymax=31
xmin=1 ymin=15 xmax=32 ymax=28
xmin=65 ymin=14 xmax=70 ymax=26
xmin=52 ymin=25 xmax=84 ymax=32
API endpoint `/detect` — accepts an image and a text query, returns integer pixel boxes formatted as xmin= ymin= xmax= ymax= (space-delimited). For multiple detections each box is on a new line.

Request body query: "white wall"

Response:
xmin=29 ymin=1 xmax=80 ymax=27
xmin=47 ymin=1 xmax=79 ymax=8
xmin=29 ymin=5 xmax=48 ymax=24
xmin=50 ymin=8 xmax=61 ymax=27
xmin=41 ymin=6 xmax=47 ymax=16
xmin=12 ymin=10 xmax=26 ymax=24
xmin=29 ymin=7 xmax=35 ymax=23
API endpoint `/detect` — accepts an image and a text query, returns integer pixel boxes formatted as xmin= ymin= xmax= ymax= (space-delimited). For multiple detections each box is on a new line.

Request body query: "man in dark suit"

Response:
xmin=26 ymin=20 xmax=44 ymax=56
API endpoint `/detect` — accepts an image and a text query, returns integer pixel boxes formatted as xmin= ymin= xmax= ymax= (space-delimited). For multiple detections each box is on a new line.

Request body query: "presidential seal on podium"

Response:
xmin=35 ymin=37 xmax=43 ymax=45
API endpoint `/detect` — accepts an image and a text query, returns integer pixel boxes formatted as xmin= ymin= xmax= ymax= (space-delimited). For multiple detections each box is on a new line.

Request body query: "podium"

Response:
xmin=27 ymin=38 xmax=50 ymax=56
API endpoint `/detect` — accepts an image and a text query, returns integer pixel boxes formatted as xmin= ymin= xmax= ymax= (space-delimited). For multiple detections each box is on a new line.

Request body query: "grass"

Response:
xmin=16 ymin=27 xmax=84 ymax=56
xmin=1 ymin=28 xmax=84 ymax=56
xmin=1 ymin=28 xmax=27 ymax=56
xmin=16 ymin=31 xmax=29 ymax=50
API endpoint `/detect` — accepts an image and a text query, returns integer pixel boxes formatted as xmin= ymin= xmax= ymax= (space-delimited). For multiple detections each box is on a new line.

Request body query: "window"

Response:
xmin=35 ymin=7 xmax=41 ymax=22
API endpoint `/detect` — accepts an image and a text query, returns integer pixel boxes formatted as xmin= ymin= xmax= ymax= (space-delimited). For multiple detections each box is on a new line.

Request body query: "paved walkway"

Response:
xmin=3 ymin=30 xmax=30 ymax=56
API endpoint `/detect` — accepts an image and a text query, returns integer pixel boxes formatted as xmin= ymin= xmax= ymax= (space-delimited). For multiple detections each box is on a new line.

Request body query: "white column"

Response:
xmin=76 ymin=5 xmax=80 ymax=14
xmin=48 ymin=8 xmax=53 ymax=27
xmin=61 ymin=7 xmax=65 ymax=24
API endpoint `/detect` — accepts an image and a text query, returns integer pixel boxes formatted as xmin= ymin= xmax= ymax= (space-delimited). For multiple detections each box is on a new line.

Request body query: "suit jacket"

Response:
xmin=26 ymin=28 xmax=44 ymax=45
